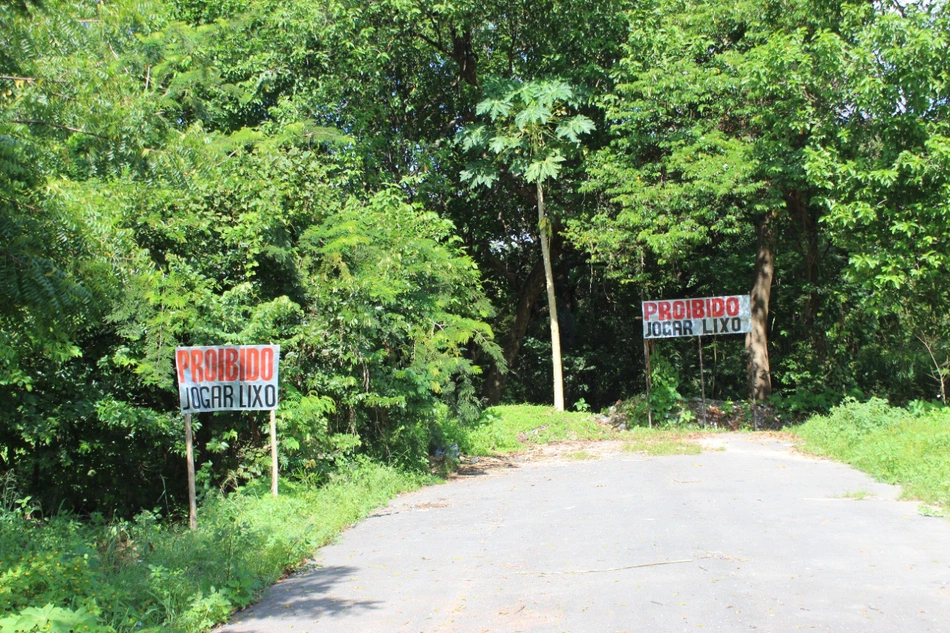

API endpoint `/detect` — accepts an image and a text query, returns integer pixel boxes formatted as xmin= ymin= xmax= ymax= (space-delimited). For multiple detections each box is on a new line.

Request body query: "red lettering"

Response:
xmin=711 ymin=298 xmax=725 ymax=317
xmin=726 ymin=296 xmax=740 ymax=316
xmin=176 ymin=350 xmax=190 ymax=384
xmin=224 ymin=348 xmax=239 ymax=381
xmin=643 ymin=302 xmax=658 ymax=321
xmin=261 ymin=347 xmax=274 ymax=381
xmin=204 ymin=349 xmax=217 ymax=381
xmin=190 ymin=349 xmax=204 ymax=383
xmin=658 ymin=301 xmax=672 ymax=321
xmin=245 ymin=348 xmax=260 ymax=381
xmin=672 ymin=300 xmax=686 ymax=320
xmin=691 ymin=299 xmax=705 ymax=318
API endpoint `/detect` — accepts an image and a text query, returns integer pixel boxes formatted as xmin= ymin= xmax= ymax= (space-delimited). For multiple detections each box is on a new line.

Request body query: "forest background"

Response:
xmin=2 ymin=0 xmax=949 ymax=629
xmin=1 ymin=0 xmax=949 ymax=621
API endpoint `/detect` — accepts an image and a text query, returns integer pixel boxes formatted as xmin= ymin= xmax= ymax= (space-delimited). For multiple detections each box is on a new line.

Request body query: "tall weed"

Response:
xmin=796 ymin=398 xmax=950 ymax=508
xmin=0 ymin=460 xmax=424 ymax=632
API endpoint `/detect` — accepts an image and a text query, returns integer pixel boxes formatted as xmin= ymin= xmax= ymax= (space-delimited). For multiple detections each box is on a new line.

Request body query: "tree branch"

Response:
xmin=412 ymin=30 xmax=450 ymax=56
xmin=0 ymin=194 xmax=42 ymax=213
xmin=917 ymin=333 xmax=948 ymax=404
xmin=11 ymin=119 xmax=108 ymax=139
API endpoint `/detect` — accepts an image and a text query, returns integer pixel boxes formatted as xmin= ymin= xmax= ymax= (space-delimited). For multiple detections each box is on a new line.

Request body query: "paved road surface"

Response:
xmin=220 ymin=434 xmax=950 ymax=632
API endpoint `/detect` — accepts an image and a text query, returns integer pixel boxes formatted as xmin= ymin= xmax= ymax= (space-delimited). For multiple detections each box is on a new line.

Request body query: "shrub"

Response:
xmin=796 ymin=398 xmax=950 ymax=508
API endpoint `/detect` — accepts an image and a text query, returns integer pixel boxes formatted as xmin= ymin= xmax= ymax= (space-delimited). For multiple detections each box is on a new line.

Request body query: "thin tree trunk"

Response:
xmin=482 ymin=260 xmax=547 ymax=405
xmin=538 ymin=180 xmax=565 ymax=410
xmin=917 ymin=334 xmax=948 ymax=405
xmin=746 ymin=215 xmax=774 ymax=401
xmin=786 ymin=189 xmax=824 ymax=361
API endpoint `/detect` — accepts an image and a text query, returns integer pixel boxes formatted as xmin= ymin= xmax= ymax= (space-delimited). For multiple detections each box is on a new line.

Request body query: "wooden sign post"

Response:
xmin=270 ymin=409 xmax=278 ymax=497
xmin=641 ymin=295 xmax=751 ymax=427
xmin=176 ymin=344 xmax=281 ymax=528
xmin=643 ymin=338 xmax=653 ymax=428
xmin=184 ymin=412 xmax=197 ymax=530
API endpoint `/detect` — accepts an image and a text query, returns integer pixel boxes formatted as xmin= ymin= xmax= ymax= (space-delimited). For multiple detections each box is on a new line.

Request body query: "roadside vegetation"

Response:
xmin=0 ymin=460 xmax=426 ymax=633
xmin=461 ymin=404 xmax=621 ymax=455
xmin=0 ymin=404 xmax=704 ymax=632
xmin=460 ymin=404 xmax=701 ymax=456
xmin=2 ymin=0 xmax=948 ymax=631
xmin=794 ymin=399 xmax=950 ymax=511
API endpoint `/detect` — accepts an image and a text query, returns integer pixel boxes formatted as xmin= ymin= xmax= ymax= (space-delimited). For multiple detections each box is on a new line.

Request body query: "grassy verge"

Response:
xmin=0 ymin=459 xmax=426 ymax=633
xmin=622 ymin=428 xmax=704 ymax=455
xmin=2 ymin=404 xmax=707 ymax=633
xmin=794 ymin=398 xmax=950 ymax=510
xmin=461 ymin=404 xmax=620 ymax=455
xmin=460 ymin=404 xmax=699 ymax=456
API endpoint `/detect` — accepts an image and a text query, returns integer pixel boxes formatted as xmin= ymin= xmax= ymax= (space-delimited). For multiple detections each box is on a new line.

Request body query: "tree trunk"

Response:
xmin=746 ymin=215 xmax=774 ymax=401
xmin=786 ymin=189 xmax=825 ymax=361
xmin=481 ymin=260 xmax=547 ymax=405
xmin=538 ymin=180 xmax=565 ymax=411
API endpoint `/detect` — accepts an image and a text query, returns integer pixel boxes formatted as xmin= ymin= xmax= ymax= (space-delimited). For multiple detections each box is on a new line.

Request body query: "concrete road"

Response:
xmin=220 ymin=434 xmax=950 ymax=632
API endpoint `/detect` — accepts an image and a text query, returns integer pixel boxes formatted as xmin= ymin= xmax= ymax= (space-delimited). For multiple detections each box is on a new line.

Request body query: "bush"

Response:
xmin=0 ymin=461 xmax=425 ymax=633
xmin=795 ymin=398 xmax=950 ymax=508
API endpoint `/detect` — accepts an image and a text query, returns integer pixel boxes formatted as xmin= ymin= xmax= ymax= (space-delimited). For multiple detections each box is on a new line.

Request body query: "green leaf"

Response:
xmin=514 ymin=104 xmax=553 ymax=129
xmin=524 ymin=151 xmax=565 ymax=183
xmin=555 ymin=115 xmax=595 ymax=143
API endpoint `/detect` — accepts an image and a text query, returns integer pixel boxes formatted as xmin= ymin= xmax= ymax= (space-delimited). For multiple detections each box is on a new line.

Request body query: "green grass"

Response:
xmin=622 ymin=429 xmax=703 ymax=456
xmin=0 ymin=459 xmax=426 ymax=633
xmin=837 ymin=489 xmax=871 ymax=500
xmin=794 ymin=398 xmax=950 ymax=510
xmin=461 ymin=404 xmax=700 ymax=456
xmin=565 ymin=450 xmax=599 ymax=460
xmin=461 ymin=404 xmax=619 ymax=455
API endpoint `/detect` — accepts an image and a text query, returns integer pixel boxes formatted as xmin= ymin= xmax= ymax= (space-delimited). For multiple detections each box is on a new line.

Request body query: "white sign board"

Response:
xmin=175 ymin=345 xmax=280 ymax=413
xmin=642 ymin=295 xmax=751 ymax=339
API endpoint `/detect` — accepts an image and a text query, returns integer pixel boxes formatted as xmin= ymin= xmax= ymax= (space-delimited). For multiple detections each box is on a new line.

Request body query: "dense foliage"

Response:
xmin=796 ymin=398 xmax=950 ymax=509
xmin=1 ymin=0 xmax=947 ymax=526
xmin=0 ymin=459 xmax=425 ymax=632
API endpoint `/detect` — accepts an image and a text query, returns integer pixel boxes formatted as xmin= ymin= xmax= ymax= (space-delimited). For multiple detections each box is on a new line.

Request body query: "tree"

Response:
xmin=460 ymin=79 xmax=594 ymax=410
xmin=571 ymin=0 xmax=859 ymax=401
xmin=0 ymin=0 xmax=508 ymax=514
xmin=570 ymin=0 xmax=950 ymax=405
xmin=805 ymin=0 xmax=950 ymax=403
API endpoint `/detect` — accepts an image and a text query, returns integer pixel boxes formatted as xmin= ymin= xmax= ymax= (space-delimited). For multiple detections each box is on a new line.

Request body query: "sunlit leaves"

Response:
xmin=807 ymin=3 xmax=950 ymax=322
xmin=475 ymin=97 xmax=513 ymax=119
xmin=297 ymin=187 xmax=502 ymax=436
xmin=459 ymin=161 xmax=499 ymax=188
xmin=487 ymin=134 xmax=522 ymax=155
xmin=555 ymin=115 xmax=595 ymax=143
xmin=461 ymin=78 xmax=593 ymax=186
xmin=523 ymin=151 xmax=565 ymax=183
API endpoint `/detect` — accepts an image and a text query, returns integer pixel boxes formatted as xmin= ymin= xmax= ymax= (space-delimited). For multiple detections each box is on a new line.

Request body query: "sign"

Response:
xmin=175 ymin=345 xmax=280 ymax=413
xmin=642 ymin=295 xmax=751 ymax=339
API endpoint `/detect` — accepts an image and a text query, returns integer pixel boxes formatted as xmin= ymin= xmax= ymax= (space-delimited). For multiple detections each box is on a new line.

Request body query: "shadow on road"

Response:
xmin=448 ymin=457 xmax=523 ymax=479
xmin=453 ymin=465 xmax=490 ymax=477
xmin=223 ymin=565 xmax=381 ymax=632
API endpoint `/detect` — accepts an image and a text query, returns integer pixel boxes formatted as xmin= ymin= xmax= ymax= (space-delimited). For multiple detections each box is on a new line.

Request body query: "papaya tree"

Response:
xmin=460 ymin=79 xmax=594 ymax=410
